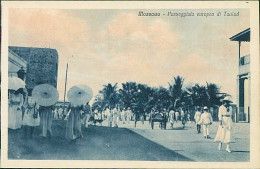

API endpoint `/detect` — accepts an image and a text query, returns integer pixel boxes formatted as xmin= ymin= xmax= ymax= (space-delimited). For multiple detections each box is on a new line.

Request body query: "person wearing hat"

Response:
xmin=215 ymin=97 xmax=232 ymax=153
xmin=199 ymin=106 xmax=213 ymax=139
xmin=194 ymin=106 xmax=202 ymax=134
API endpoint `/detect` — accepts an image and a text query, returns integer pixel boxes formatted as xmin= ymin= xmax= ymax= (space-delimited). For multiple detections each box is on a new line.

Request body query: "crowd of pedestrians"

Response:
xmin=8 ymin=87 xmax=233 ymax=152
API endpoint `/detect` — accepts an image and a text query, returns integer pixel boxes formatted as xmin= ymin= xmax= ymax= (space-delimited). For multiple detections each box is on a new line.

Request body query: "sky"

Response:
xmin=8 ymin=8 xmax=250 ymax=104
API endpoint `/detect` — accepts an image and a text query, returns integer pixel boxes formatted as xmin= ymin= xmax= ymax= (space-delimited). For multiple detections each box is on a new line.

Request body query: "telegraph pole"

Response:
xmin=63 ymin=63 xmax=68 ymax=113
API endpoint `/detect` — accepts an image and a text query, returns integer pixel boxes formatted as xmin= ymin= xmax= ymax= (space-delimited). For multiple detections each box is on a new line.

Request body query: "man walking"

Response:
xmin=200 ymin=106 xmax=213 ymax=139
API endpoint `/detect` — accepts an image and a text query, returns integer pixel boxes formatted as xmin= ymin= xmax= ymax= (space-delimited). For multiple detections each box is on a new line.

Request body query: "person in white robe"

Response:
xmin=126 ymin=107 xmax=132 ymax=124
xmin=175 ymin=111 xmax=179 ymax=122
xmin=215 ymin=98 xmax=232 ymax=153
xmin=8 ymin=89 xmax=24 ymax=130
xmin=105 ymin=108 xmax=112 ymax=127
xmin=112 ymin=107 xmax=119 ymax=127
xmin=121 ymin=108 xmax=126 ymax=124
xmin=194 ymin=106 xmax=202 ymax=134
xmin=169 ymin=109 xmax=175 ymax=129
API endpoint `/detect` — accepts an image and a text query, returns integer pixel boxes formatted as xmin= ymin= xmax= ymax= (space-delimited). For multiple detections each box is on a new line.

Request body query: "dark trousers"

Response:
xmin=196 ymin=124 xmax=201 ymax=133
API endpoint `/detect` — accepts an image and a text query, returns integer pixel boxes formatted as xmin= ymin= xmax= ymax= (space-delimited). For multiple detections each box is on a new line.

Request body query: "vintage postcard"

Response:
xmin=1 ymin=1 xmax=259 ymax=168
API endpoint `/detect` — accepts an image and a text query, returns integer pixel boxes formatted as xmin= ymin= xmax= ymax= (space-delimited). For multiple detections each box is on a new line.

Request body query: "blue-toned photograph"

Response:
xmin=7 ymin=8 xmax=251 ymax=162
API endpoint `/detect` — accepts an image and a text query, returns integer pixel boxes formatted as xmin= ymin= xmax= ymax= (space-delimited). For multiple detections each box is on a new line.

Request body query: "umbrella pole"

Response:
xmin=63 ymin=63 xmax=68 ymax=114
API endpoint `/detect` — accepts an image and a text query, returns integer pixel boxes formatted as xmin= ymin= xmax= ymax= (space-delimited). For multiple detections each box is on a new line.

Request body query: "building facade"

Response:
xmin=9 ymin=46 xmax=59 ymax=95
xmin=230 ymin=28 xmax=250 ymax=122
xmin=8 ymin=48 xmax=28 ymax=77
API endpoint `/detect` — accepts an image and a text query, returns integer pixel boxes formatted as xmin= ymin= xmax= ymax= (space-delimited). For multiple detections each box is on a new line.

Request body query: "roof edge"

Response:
xmin=229 ymin=28 xmax=250 ymax=41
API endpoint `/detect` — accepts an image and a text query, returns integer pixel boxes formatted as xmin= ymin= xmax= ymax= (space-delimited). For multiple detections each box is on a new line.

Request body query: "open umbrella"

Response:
xmin=67 ymin=84 xmax=93 ymax=106
xmin=8 ymin=76 xmax=26 ymax=90
xmin=32 ymin=84 xmax=59 ymax=106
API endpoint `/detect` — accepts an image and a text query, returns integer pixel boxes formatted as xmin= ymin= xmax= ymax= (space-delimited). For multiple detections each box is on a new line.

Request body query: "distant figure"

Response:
xmin=22 ymin=96 xmax=40 ymax=138
xmin=215 ymin=98 xmax=232 ymax=153
xmin=82 ymin=102 xmax=91 ymax=129
xmin=58 ymin=106 xmax=63 ymax=119
xmin=112 ymin=107 xmax=119 ymax=127
xmin=169 ymin=109 xmax=175 ymax=129
xmin=175 ymin=111 xmax=179 ymax=123
xmin=194 ymin=106 xmax=202 ymax=134
xmin=200 ymin=106 xmax=213 ymax=139
xmin=126 ymin=107 xmax=132 ymax=124
xmin=53 ymin=107 xmax=59 ymax=119
xmin=39 ymin=105 xmax=54 ymax=138
xmin=180 ymin=108 xmax=186 ymax=128
xmin=105 ymin=108 xmax=113 ymax=127
xmin=8 ymin=89 xmax=24 ymax=130
xmin=65 ymin=104 xmax=83 ymax=141
xmin=187 ymin=113 xmax=191 ymax=123
xmin=121 ymin=108 xmax=126 ymax=124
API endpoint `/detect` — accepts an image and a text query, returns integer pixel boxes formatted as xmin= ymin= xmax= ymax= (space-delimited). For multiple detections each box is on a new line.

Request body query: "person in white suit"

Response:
xmin=200 ymin=106 xmax=213 ymax=139
xmin=215 ymin=97 xmax=232 ymax=153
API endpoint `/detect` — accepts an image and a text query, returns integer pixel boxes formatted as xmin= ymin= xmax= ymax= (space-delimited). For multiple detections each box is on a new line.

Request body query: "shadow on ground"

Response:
xmin=8 ymin=120 xmax=192 ymax=161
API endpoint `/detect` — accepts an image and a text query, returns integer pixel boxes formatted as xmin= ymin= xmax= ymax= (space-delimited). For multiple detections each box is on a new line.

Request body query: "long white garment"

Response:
xmin=126 ymin=110 xmax=132 ymax=124
xmin=113 ymin=108 xmax=119 ymax=127
xmin=121 ymin=110 xmax=125 ymax=123
xmin=8 ymin=93 xmax=24 ymax=129
xmin=215 ymin=105 xmax=232 ymax=143
xmin=106 ymin=109 xmax=113 ymax=127
xmin=175 ymin=111 xmax=179 ymax=121
xmin=169 ymin=110 xmax=175 ymax=124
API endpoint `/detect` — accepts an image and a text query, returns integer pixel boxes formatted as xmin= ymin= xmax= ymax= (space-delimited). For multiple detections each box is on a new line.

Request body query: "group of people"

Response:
xmin=9 ymin=88 xmax=55 ymax=139
xmin=94 ymin=107 xmax=133 ymax=127
xmin=9 ymin=86 xmax=233 ymax=152
xmin=8 ymin=87 xmax=93 ymax=142
xmin=194 ymin=98 xmax=233 ymax=153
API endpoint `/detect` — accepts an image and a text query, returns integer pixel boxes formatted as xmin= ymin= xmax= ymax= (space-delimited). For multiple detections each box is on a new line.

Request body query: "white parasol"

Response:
xmin=8 ymin=76 xmax=26 ymax=90
xmin=32 ymin=84 xmax=59 ymax=106
xmin=67 ymin=84 xmax=93 ymax=106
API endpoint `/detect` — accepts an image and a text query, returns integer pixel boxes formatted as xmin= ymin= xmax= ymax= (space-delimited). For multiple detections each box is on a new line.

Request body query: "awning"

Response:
xmin=230 ymin=28 xmax=250 ymax=42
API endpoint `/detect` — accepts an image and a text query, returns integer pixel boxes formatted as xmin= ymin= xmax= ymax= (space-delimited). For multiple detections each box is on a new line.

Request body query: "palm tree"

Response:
xmin=92 ymin=94 xmax=107 ymax=111
xmin=99 ymin=83 xmax=119 ymax=110
xmin=119 ymin=82 xmax=138 ymax=109
xmin=206 ymin=82 xmax=225 ymax=107
xmin=168 ymin=76 xmax=184 ymax=110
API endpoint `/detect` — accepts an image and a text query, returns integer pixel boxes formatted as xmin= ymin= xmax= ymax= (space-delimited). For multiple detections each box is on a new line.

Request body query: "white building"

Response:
xmin=230 ymin=28 xmax=250 ymax=123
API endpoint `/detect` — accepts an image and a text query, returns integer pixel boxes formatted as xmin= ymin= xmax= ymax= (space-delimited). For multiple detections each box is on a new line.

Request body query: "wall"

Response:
xmin=9 ymin=46 xmax=59 ymax=95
